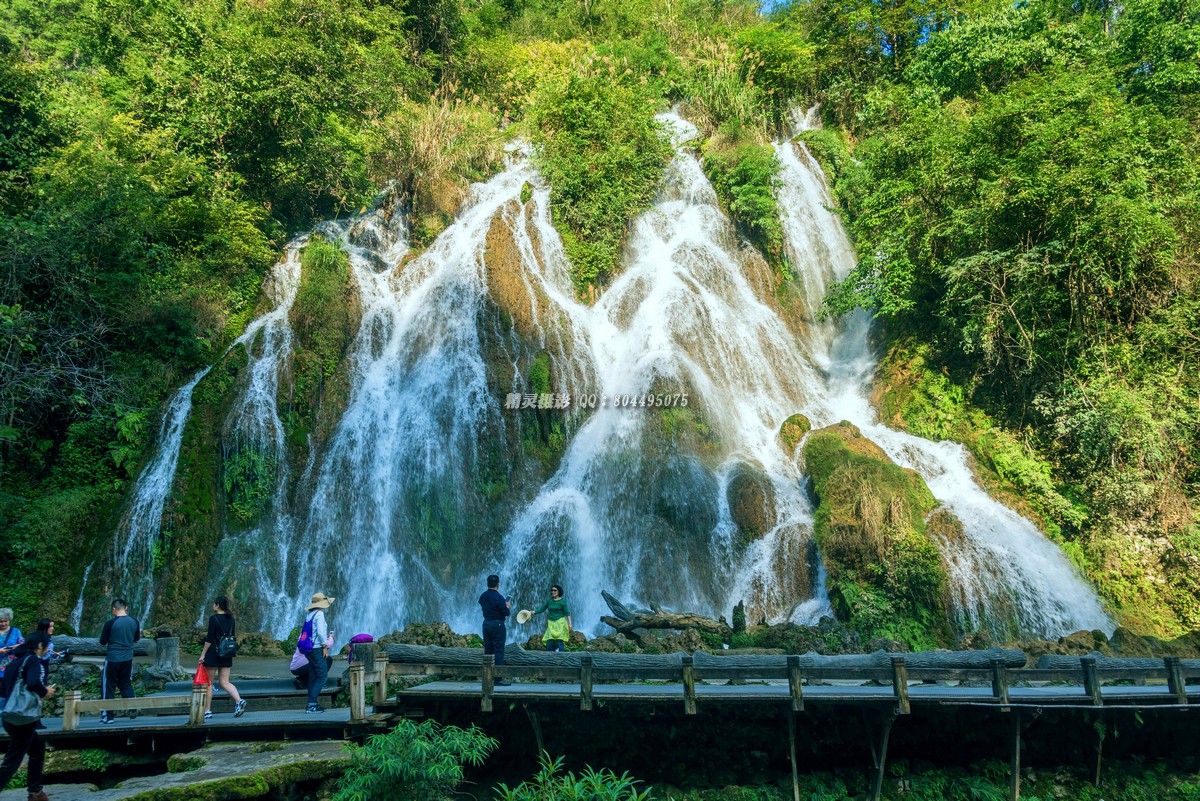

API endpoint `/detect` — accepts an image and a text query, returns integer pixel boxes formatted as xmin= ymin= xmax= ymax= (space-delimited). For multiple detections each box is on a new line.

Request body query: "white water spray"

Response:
xmin=775 ymin=118 xmax=1112 ymax=637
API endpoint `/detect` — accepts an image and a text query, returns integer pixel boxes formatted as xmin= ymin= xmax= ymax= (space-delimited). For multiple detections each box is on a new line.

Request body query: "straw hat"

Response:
xmin=516 ymin=609 xmax=533 ymax=625
xmin=307 ymin=592 xmax=336 ymax=610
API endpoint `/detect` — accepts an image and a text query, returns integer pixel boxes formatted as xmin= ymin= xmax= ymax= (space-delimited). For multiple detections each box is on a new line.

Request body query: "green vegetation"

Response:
xmin=333 ymin=719 xmax=497 ymax=801
xmin=498 ymin=754 xmax=651 ymax=801
xmin=803 ymin=422 xmax=953 ymax=648
xmin=798 ymin=0 xmax=1200 ymax=636
xmin=531 ymin=71 xmax=672 ymax=293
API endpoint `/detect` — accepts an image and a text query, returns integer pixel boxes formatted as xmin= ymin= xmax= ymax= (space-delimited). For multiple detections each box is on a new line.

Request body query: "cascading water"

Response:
xmin=252 ymin=154 xmax=595 ymax=639
xmin=114 ymin=366 xmax=210 ymax=617
xmin=113 ymin=108 xmax=1111 ymax=642
xmin=774 ymin=115 xmax=1112 ymax=637
xmin=499 ymin=115 xmax=834 ymax=634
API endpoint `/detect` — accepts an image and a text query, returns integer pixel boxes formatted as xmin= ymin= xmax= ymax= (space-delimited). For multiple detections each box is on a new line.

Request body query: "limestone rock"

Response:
xmin=726 ymin=464 xmax=776 ymax=540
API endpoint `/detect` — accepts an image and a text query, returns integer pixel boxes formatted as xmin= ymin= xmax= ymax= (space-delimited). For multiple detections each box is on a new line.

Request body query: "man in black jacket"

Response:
xmin=478 ymin=574 xmax=511 ymax=685
xmin=0 ymin=632 xmax=55 ymax=801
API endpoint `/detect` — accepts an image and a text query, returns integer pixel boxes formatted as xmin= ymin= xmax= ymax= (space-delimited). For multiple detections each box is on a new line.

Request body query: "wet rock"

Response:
xmin=727 ymin=464 xmax=776 ymax=541
xmin=1 ymin=740 xmax=350 ymax=801
xmin=377 ymin=621 xmax=472 ymax=648
xmin=779 ymin=413 xmax=811 ymax=455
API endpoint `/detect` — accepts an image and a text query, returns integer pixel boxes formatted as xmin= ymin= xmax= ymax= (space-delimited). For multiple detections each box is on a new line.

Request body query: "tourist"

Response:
xmin=34 ymin=620 xmax=62 ymax=667
xmin=0 ymin=609 xmax=23 ymax=680
xmin=198 ymin=596 xmax=246 ymax=720
xmin=288 ymin=631 xmax=333 ymax=690
xmin=98 ymin=598 xmax=140 ymax=724
xmin=532 ymin=584 xmax=572 ymax=652
xmin=478 ymin=574 xmax=511 ymax=684
xmin=301 ymin=593 xmax=335 ymax=713
xmin=0 ymin=631 xmax=56 ymax=801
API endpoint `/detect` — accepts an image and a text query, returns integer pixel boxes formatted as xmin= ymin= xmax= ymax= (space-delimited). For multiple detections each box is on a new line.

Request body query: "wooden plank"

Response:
xmin=75 ymin=694 xmax=193 ymax=712
xmin=62 ymin=691 xmax=80 ymax=732
xmin=788 ymin=655 xmax=804 ymax=713
xmin=788 ymin=711 xmax=800 ymax=801
xmin=992 ymin=659 xmax=1010 ymax=707
xmin=349 ymin=663 xmax=366 ymax=722
xmin=580 ymin=654 xmax=594 ymax=712
xmin=188 ymin=684 xmax=207 ymax=726
xmin=481 ymin=654 xmax=495 ymax=713
xmin=1081 ymin=658 xmax=1103 ymax=706
xmin=892 ymin=657 xmax=910 ymax=715
xmin=1165 ymin=657 xmax=1187 ymax=705
xmin=682 ymin=656 xmax=697 ymax=715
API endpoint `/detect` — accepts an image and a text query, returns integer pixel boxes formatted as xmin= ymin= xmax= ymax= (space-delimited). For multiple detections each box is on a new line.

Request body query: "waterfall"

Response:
xmin=254 ymin=154 xmax=593 ymax=639
xmin=114 ymin=366 xmax=210 ymax=617
xmin=498 ymin=115 xmax=833 ymax=635
xmin=112 ymin=243 xmax=303 ymax=624
xmin=774 ymin=118 xmax=1112 ymax=637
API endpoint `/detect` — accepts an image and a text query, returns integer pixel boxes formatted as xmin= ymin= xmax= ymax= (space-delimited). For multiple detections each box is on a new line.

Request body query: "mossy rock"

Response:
xmin=779 ymin=413 xmax=811 ymax=455
xmin=726 ymin=464 xmax=776 ymax=542
xmin=802 ymin=421 xmax=953 ymax=649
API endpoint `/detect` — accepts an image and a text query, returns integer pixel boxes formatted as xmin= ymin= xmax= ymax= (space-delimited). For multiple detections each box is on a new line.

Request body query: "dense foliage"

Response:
xmin=332 ymin=718 xmax=497 ymax=801
xmin=802 ymin=0 xmax=1200 ymax=635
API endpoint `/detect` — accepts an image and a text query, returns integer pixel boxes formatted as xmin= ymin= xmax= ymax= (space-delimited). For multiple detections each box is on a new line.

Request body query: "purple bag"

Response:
xmin=347 ymin=633 xmax=374 ymax=662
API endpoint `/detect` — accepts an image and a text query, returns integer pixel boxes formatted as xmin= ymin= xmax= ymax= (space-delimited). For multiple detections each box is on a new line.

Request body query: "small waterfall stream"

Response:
xmin=774 ymin=117 xmax=1112 ymax=636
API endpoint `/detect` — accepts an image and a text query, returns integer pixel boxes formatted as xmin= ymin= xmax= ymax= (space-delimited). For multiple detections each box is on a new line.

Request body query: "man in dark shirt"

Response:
xmin=98 ymin=598 xmax=141 ymax=724
xmin=478 ymin=574 xmax=511 ymax=685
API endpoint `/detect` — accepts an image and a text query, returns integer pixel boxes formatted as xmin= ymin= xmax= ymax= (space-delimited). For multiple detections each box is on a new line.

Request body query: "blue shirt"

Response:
xmin=479 ymin=589 xmax=510 ymax=622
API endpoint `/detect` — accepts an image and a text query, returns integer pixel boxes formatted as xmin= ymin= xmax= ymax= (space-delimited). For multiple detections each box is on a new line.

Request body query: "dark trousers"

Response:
xmin=482 ymin=620 xmax=506 ymax=666
xmin=0 ymin=720 xmax=45 ymax=793
xmin=102 ymin=659 xmax=135 ymax=699
xmin=102 ymin=659 xmax=134 ymax=718
xmin=545 ymin=638 xmax=565 ymax=652
xmin=306 ymin=650 xmax=328 ymax=706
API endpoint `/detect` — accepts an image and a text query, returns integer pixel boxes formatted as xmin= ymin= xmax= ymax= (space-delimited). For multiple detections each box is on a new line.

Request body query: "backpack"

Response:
xmin=215 ymin=615 xmax=238 ymax=659
xmin=297 ymin=614 xmax=316 ymax=655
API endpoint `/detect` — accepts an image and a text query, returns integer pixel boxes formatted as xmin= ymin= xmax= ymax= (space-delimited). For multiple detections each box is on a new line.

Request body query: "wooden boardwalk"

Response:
xmin=397 ymin=678 xmax=1200 ymax=708
xmin=400 ymin=676 xmax=1200 ymax=705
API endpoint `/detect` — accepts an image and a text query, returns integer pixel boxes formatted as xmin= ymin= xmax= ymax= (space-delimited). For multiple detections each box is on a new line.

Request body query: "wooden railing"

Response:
xmin=360 ymin=651 xmax=1200 ymax=718
xmin=61 ymin=686 xmax=207 ymax=730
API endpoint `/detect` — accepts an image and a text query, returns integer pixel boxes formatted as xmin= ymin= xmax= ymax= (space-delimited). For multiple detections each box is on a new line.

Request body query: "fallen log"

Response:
xmin=604 ymin=612 xmax=733 ymax=640
xmin=1036 ymin=652 xmax=1200 ymax=671
xmin=384 ymin=643 xmax=1027 ymax=670
xmin=53 ymin=635 xmax=154 ymax=658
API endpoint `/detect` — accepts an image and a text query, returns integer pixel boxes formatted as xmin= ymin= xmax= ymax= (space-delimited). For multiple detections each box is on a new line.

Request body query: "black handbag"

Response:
xmin=215 ymin=616 xmax=238 ymax=659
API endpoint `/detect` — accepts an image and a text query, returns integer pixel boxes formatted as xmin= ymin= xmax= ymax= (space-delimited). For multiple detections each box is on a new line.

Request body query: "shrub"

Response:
xmin=332 ymin=718 xmax=497 ymax=801
xmin=497 ymin=753 xmax=652 ymax=801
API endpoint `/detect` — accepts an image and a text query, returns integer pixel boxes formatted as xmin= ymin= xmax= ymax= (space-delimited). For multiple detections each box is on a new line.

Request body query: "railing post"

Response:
xmin=891 ymin=657 xmax=910 ymax=715
xmin=481 ymin=654 xmax=495 ymax=713
xmin=349 ymin=662 xmax=366 ymax=722
xmin=188 ymin=683 xmax=207 ymax=726
xmin=682 ymin=655 xmax=697 ymax=715
xmin=991 ymin=658 xmax=1010 ymax=707
xmin=62 ymin=690 xmax=80 ymax=732
xmin=1081 ymin=657 xmax=1102 ymax=706
xmin=580 ymin=653 xmax=594 ymax=712
xmin=1165 ymin=656 xmax=1187 ymax=705
xmin=787 ymin=655 xmax=805 ymax=713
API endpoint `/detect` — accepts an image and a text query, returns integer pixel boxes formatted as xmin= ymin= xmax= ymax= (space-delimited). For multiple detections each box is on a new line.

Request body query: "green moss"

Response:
xmin=703 ymin=122 xmax=787 ymax=275
xmin=779 ymin=413 xmax=811 ymax=455
xmin=167 ymin=756 xmax=205 ymax=773
xmin=803 ymin=422 xmax=953 ymax=650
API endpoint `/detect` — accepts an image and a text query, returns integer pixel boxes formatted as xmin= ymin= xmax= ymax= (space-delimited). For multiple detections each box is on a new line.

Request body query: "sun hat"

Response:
xmin=307 ymin=593 xmax=336 ymax=610
xmin=516 ymin=609 xmax=533 ymax=624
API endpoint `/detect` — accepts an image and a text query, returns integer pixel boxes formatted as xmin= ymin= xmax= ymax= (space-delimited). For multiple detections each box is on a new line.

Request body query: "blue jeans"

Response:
xmin=482 ymin=620 xmax=506 ymax=666
xmin=545 ymin=639 xmax=565 ymax=652
xmin=306 ymin=649 xmax=328 ymax=705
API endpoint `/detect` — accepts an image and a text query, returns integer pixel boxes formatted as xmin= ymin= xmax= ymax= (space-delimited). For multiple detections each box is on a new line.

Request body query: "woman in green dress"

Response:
xmin=533 ymin=585 xmax=572 ymax=651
